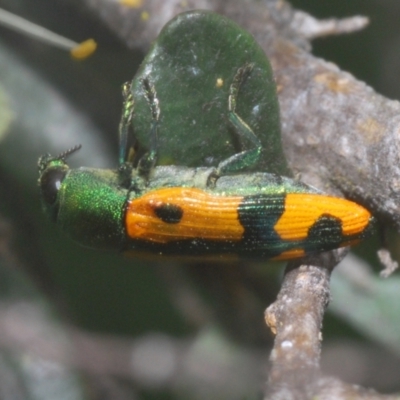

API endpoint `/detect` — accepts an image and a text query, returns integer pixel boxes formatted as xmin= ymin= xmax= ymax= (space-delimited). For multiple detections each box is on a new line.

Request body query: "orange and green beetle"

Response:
xmin=38 ymin=63 xmax=374 ymax=260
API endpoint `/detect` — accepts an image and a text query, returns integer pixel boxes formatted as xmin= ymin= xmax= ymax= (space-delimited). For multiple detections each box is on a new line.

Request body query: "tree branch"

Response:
xmin=265 ymin=250 xmax=339 ymax=399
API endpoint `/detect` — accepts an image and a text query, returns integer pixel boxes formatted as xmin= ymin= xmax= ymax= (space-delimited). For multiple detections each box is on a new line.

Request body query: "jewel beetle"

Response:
xmin=38 ymin=60 xmax=374 ymax=261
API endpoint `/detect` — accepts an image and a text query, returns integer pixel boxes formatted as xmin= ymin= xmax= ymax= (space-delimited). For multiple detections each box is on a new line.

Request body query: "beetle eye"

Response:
xmin=39 ymin=167 xmax=67 ymax=206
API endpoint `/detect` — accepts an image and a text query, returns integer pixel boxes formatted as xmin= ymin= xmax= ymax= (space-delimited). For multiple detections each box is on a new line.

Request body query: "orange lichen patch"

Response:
xmin=274 ymin=194 xmax=371 ymax=241
xmin=215 ymin=78 xmax=224 ymax=88
xmin=126 ymin=188 xmax=244 ymax=243
xmin=70 ymin=39 xmax=97 ymax=59
xmin=314 ymin=72 xmax=354 ymax=94
xmin=272 ymin=248 xmax=306 ymax=261
xmin=119 ymin=0 xmax=143 ymax=7
xmin=141 ymin=11 xmax=150 ymax=21
xmin=265 ymin=310 xmax=277 ymax=335
xmin=357 ymin=117 xmax=385 ymax=144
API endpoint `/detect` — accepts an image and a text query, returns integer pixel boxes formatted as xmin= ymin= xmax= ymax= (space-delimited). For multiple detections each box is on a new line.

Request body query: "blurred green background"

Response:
xmin=0 ymin=1 xmax=400 ymax=399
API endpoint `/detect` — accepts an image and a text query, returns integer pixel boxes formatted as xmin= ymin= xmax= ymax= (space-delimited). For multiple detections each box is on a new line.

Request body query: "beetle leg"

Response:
xmin=118 ymin=81 xmax=135 ymax=166
xmin=137 ymin=77 xmax=160 ymax=179
xmin=216 ymin=62 xmax=262 ymax=175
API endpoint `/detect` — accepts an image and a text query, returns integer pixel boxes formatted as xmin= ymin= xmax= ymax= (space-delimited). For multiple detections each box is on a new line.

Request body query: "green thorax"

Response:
xmin=56 ymin=168 xmax=127 ymax=249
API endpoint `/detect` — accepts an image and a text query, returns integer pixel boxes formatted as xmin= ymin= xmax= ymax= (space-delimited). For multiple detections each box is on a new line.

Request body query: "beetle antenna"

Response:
xmin=38 ymin=144 xmax=82 ymax=175
xmin=56 ymin=144 xmax=82 ymax=161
